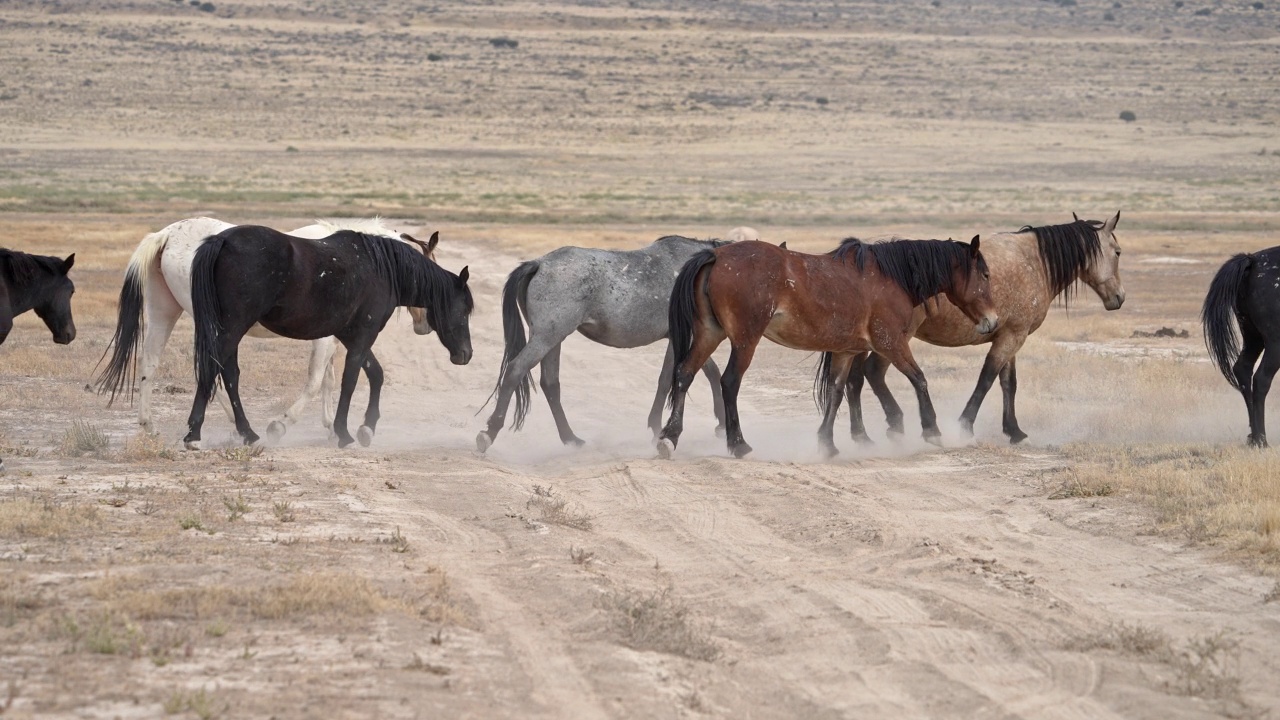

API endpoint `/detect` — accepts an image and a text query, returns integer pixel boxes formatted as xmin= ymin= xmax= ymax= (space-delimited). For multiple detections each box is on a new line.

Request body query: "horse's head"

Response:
xmin=1077 ymin=211 xmax=1125 ymax=311
xmin=947 ymin=237 xmax=998 ymax=335
xmin=427 ymin=264 xmax=473 ymax=365
xmin=401 ymin=231 xmax=440 ymax=335
xmin=26 ymin=253 xmax=77 ymax=344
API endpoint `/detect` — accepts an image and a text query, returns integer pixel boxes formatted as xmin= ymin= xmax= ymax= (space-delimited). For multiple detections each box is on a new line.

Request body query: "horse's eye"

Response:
xmin=1116 ymin=248 xmax=1122 ymax=256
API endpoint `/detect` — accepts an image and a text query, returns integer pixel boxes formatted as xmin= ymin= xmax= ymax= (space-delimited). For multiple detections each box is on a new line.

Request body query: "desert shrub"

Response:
xmin=1119 ymin=110 xmax=1137 ymax=122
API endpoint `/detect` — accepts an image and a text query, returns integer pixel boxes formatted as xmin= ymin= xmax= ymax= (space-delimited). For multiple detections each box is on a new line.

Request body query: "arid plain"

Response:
xmin=3 ymin=1 xmax=1280 ymax=718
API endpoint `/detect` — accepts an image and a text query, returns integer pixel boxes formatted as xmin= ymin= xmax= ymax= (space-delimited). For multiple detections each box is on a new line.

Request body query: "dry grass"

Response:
xmin=119 ymin=431 xmax=177 ymax=462
xmin=527 ymin=485 xmax=594 ymax=531
xmin=1063 ymin=444 xmax=1280 ymax=570
xmin=596 ymin=586 xmax=721 ymax=662
xmin=0 ymin=492 xmax=100 ymax=539
xmin=58 ymin=420 xmax=110 ymax=457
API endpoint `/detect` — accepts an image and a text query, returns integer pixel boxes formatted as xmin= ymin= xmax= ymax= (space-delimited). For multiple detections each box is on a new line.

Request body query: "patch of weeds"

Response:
xmin=1049 ymin=470 xmax=1114 ymax=500
xmin=404 ymin=653 xmax=450 ymax=675
xmin=377 ymin=526 xmax=410 ymax=553
xmin=136 ymin=498 xmax=160 ymax=516
xmin=82 ymin=611 xmax=145 ymax=656
xmin=1166 ymin=631 xmax=1244 ymax=703
xmin=0 ymin=493 xmax=99 ymax=538
xmin=596 ymin=586 xmax=720 ymax=662
xmin=222 ymin=492 xmax=250 ymax=521
xmin=272 ymin=500 xmax=296 ymax=523
xmin=205 ymin=620 xmax=229 ymax=638
xmin=178 ymin=514 xmax=207 ymax=533
xmin=527 ymin=485 xmax=594 ymax=531
xmin=680 ymin=689 xmax=708 ymax=713
xmin=1264 ymin=581 xmax=1280 ymax=604
xmin=218 ymin=445 xmax=264 ymax=462
xmin=164 ymin=687 xmax=224 ymax=719
xmin=569 ymin=545 xmax=595 ymax=565
xmin=1066 ymin=621 xmax=1171 ymax=656
xmin=0 ymin=432 xmax=38 ymax=459
xmin=120 ymin=431 xmax=175 ymax=461
xmin=59 ymin=420 xmax=110 ymax=457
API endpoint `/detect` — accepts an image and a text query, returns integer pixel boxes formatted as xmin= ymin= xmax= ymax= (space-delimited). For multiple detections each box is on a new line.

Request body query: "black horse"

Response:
xmin=1203 ymin=246 xmax=1280 ymax=447
xmin=185 ymin=226 xmax=473 ymax=450
xmin=1 ymin=248 xmax=77 ymax=471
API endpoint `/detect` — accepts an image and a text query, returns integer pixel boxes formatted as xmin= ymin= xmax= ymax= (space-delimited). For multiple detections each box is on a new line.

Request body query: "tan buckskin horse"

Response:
xmin=657 ymin=238 xmax=998 ymax=459
xmin=845 ymin=212 xmax=1124 ymax=444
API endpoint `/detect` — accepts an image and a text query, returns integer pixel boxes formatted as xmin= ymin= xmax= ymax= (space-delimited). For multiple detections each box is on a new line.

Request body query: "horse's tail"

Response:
xmin=95 ymin=228 xmax=169 ymax=404
xmin=484 ymin=260 xmax=539 ymax=429
xmin=667 ymin=249 xmax=718 ymax=407
xmin=1202 ymin=252 xmax=1253 ymax=390
xmin=190 ymin=232 xmax=228 ymax=394
xmin=813 ymin=351 xmax=836 ymax=412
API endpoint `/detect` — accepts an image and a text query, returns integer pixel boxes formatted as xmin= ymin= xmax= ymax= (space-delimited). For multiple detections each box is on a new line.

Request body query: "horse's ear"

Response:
xmin=969 ymin=235 xmax=980 ymax=254
xmin=427 ymin=231 xmax=440 ymax=254
xmin=1103 ymin=210 xmax=1120 ymax=233
xmin=1072 ymin=212 xmax=1081 ymax=223
xmin=458 ymin=266 xmax=469 ymax=284
xmin=778 ymin=241 xmax=787 ymax=250
xmin=62 ymin=254 xmax=75 ymax=273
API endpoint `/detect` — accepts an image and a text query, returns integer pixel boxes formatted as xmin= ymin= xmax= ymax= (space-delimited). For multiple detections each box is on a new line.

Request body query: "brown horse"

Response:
xmin=657 ymin=238 xmax=998 ymax=459
xmin=848 ymin=213 xmax=1124 ymax=444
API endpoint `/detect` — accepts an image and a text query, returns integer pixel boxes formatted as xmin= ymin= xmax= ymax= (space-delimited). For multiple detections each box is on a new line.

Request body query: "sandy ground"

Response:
xmin=2 ymin=224 xmax=1277 ymax=718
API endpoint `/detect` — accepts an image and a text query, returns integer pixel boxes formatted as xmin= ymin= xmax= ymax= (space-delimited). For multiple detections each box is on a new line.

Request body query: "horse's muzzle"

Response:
xmin=53 ymin=328 xmax=76 ymax=345
xmin=450 ymin=348 xmax=472 ymax=365
xmin=1104 ymin=291 xmax=1125 ymax=311
xmin=976 ymin=317 xmax=998 ymax=335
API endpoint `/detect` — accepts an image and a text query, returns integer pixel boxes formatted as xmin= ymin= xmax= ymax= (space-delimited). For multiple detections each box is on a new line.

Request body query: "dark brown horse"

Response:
xmin=657 ymin=238 xmax=998 ymax=459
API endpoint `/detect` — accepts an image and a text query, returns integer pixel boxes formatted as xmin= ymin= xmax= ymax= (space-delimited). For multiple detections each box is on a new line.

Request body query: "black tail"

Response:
xmin=813 ymin=351 xmax=836 ymax=412
xmin=1202 ymin=253 xmax=1252 ymax=390
xmin=190 ymin=233 xmax=229 ymax=395
xmin=485 ymin=261 xmax=539 ymax=430
xmin=94 ymin=267 xmax=145 ymax=404
xmin=666 ymin=250 xmax=718 ymax=407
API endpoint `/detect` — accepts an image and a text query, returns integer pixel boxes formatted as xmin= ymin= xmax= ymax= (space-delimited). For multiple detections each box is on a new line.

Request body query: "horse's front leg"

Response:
xmin=884 ymin=343 xmax=942 ymax=446
xmin=332 ymin=344 xmax=368 ymax=449
xmin=356 ymin=350 xmax=384 ymax=447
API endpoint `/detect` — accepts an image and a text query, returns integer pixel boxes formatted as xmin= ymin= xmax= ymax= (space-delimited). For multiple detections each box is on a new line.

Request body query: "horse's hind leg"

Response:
xmin=478 ymin=331 xmax=566 ymax=452
xmin=218 ymin=345 xmax=260 ymax=446
xmin=266 ymin=337 xmax=337 ymax=441
xmin=844 ymin=353 xmax=874 ymax=445
xmin=1233 ymin=325 xmax=1264 ymax=445
xmin=1248 ymin=344 xmax=1280 ymax=448
xmin=862 ymin=352 xmax=905 ymax=438
xmin=997 ymin=358 xmax=1027 ymax=444
xmin=720 ymin=337 xmax=763 ymax=459
xmin=647 ymin=342 xmax=676 ymax=438
xmin=356 ymin=350 xmax=383 ymax=447
xmin=138 ymin=283 xmax=182 ymax=433
xmin=700 ymin=358 xmax=728 ymax=437
xmin=539 ymin=343 xmax=583 ymax=447
xmin=817 ymin=352 xmax=858 ymax=458
xmin=657 ymin=326 xmax=727 ymax=458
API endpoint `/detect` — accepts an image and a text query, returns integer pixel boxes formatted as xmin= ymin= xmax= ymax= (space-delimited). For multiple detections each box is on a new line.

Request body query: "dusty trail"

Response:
xmin=214 ymin=236 xmax=1280 ymax=718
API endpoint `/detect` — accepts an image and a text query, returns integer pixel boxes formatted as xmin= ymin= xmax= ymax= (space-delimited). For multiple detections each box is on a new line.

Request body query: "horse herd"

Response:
xmin=0 ymin=211 xmax=1276 ymax=472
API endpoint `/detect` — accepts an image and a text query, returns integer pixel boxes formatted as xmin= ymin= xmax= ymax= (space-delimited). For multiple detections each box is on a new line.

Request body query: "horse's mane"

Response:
xmin=357 ymin=233 xmax=473 ymax=318
xmin=831 ymin=237 xmax=981 ymax=305
xmin=314 ymin=217 xmax=398 ymax=239
xmin=1021 ymin=219 xmax=1103 ymax=302
xmin=0 ymin=248 xmax=61 ymax=286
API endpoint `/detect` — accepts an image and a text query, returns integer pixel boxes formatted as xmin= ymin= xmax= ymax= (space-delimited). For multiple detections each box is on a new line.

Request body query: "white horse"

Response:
xmin=96 ymin=217 xmax=436 ymax=439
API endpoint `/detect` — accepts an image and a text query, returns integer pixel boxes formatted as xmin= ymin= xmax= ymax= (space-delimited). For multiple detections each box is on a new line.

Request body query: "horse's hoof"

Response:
xmin=852 ymin=434 xmax=875 ymax=446
xmin=357 ymin=426 xmax=374 ymax=447
xmin=1007 ymin=429 xmax=1028 ymax=445
xmin=265 ymin=420 xmax=287 ymax=442
xmin=821 ymin=444 xmax=839 ymax=459
xmin=886 ymin=428 xmax=905 ymax=442
xmin=1248 ymin=434 xmax=1268 ymax=449
xmin=958 ymin=418 xmax=975 ymax=437
xmin=731 ymin=441 xmax=753 ymax=459
xmin=337 ymin=435 xmax=355 ymax=449
xmin=242 ymin=432 xmax=261 ymax=447
xmin=714 ymin=425 xmax=726 ymax=439
xmin=476 ymin=431 xmax=493 ymax=454
xmin=564 ymin=436 xmax=585 ymax=448
xmin=656 ymin=438 xmax=675 ymax=460
xmin=183 ymin=439 xmax=202 ymax=451
xmin=923 ymin=432 xmax=943 ymax=447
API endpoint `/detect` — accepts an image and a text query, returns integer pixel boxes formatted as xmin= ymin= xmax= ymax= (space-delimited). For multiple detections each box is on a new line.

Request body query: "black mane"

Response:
xmin=831 ymin=237 xmax=981 ymax=305
xmin=0 ymin=248 xmax=61 ymax=286
xmin=356 ymin=232 xmax=474 ymax=322
xmin=1021 ymin=220 xmax=1103 ymax=301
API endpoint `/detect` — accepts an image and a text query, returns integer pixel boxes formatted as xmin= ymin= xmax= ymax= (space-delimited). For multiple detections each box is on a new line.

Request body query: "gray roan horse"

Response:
xmin=477 ymin=235 xmax=735 ymax=452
